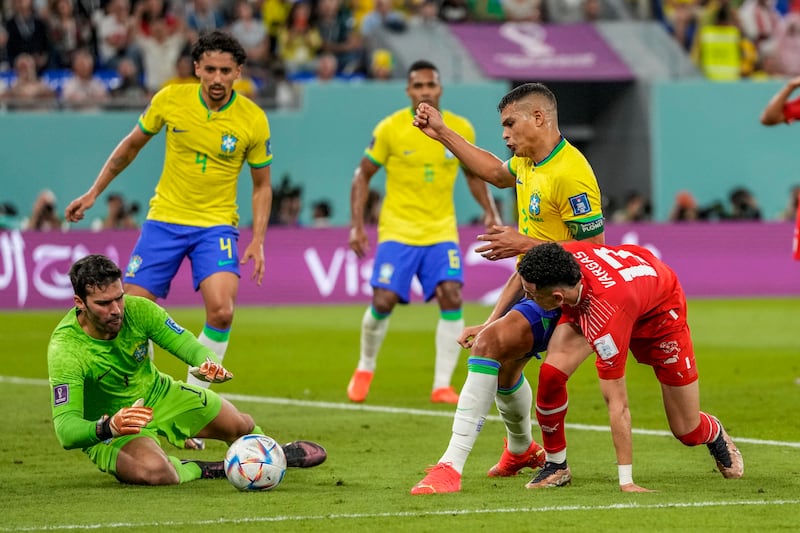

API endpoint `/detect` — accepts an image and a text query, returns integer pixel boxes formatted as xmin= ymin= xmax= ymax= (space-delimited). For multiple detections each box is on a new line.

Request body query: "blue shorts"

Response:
xmin=124 ymin=221 xmax=240 ymax=298
xmin=371 ymin=241 xmax=463 ymax=303
xmin=512 ymin=298 xmax=561 ymax=359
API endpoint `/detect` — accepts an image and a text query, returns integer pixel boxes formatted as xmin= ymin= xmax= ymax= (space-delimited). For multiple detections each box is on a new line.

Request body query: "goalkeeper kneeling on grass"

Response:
xmin=47 ymin=254 xmax=327 ymax=485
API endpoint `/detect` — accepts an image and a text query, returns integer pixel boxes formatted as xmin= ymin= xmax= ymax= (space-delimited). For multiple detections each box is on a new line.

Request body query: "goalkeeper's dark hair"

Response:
xmin=517 ymin=243 xmax=581 ymax=289
xmin=498 ymin=82 xmax=557 ymax=113
xmin=191 ymin=30 xmax=247 ymax=66
xmin=70 ymin=254 xmax=122 ymax=301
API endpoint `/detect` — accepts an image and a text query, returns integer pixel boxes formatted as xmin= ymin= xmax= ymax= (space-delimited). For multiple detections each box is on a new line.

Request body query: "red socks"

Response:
xmin=536 ymin=363 xmax=570 ymax=454
xmin=677 ymin=411 xmax=720 ymax=446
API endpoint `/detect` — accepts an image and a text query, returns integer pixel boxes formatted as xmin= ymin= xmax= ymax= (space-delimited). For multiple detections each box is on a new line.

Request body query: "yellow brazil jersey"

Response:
xmin=138 ymin=84 xmax=272 ymax=227
xmin=509 ymin=138 xmax=603 ymax=243
xmin=366 ymin=107 xmax=475 ymax=246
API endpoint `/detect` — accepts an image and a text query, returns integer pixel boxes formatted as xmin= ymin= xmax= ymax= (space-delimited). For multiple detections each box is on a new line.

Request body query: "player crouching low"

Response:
xmin=48 ymin=254 xmax=326 ymax=485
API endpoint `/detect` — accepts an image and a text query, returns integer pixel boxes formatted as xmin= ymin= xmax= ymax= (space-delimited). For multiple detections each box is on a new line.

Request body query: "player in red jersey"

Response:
xmin=517 ymin=242 xmax=744 ymax=491
xmin=760 ymin=77 xmax=800 ymax=261
xmin=760 ymin=76 xmax=800 ymax=125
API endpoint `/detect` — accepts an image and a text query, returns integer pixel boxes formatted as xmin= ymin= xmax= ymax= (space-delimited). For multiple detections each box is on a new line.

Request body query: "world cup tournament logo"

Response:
xmin=126 ymin=255 xmax=142 ymax=278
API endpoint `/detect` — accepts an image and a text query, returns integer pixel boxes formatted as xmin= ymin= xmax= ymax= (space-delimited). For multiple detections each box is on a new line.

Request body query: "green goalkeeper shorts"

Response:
xmin=85 ymin=380 xmax=223 ymax=477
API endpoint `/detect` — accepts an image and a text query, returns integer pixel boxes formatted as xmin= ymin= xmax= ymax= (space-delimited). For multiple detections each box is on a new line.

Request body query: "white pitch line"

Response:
xmin=221 ymin=391 xmax=800 ymax=449
xmin=4 ymin=375 xmax=800 ymax=449
xmin=1 ymin=499 xmax=799 ymax=531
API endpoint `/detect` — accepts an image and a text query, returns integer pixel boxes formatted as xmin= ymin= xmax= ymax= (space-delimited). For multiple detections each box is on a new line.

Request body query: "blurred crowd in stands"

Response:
xmin=4 ymin=181 xmax=797 ymax=232
xmin=0 ymin=188 xmax=140 ymax=230
xmin=608 ymin=184 xmax=799 ymax=223
xmin=656 ymin=0 xmax=800 ymax=79
xmin=0 ymin=175 xmax=382 ymax=230
xmin=2 ymin=0 xmax=799 ymax=111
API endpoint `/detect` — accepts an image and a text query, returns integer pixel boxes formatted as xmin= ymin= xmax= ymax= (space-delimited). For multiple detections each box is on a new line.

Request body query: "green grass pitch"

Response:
xmin=1 ymin=299 xmax=799 ymax=532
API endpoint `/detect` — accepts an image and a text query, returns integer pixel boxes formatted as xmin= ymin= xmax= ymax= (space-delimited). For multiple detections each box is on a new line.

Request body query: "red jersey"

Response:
xmin=559 ymin=242 xmax=695 ymax=384
xmin=784 ymin=96 xmax=800 ymax=123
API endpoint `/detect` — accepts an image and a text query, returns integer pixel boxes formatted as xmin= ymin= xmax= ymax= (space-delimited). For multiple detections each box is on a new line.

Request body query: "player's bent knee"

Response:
xmin=676 ymin=422 xmax=707 ymax=446
xmin=469 ymin=331 xmax=492 ymax=354
xmin=537 ymin=363 xmax=570 ymax=405
xmin=436 ymin=284 xmax=462 ymax=308
xmin=206 ymin=308 xmax=234 ymax=329
xmin=227 ymin=411 xmax=256 ymax=440
xmin=470 ymin=333 xmax=504 ymax=361
xmin=119 ymin=456 xmax=180 ymax=485
xmin=240 ymin=413 xmax=257 ymax=435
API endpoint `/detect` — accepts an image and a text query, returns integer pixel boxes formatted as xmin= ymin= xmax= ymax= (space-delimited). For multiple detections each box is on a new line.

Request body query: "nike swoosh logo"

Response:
xmin=172 ymin=127 xmax=189 ymax=133
xmin=217 ymin=260 xmax=236 ymax=266
xmin=403 ymin=150 xmax=415 ymax=156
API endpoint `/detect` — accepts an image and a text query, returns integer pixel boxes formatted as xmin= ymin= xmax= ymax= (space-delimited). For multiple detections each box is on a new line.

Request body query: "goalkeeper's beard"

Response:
xmin=107 ymin=316 xmax=122 ymax=331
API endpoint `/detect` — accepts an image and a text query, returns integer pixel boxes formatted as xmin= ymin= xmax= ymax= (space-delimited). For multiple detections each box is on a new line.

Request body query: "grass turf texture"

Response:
xmin=1 ymin=299 xmax=799 ymax=532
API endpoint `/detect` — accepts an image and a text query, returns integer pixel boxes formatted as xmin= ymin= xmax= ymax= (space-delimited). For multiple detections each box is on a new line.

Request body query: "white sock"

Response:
xmin=187 ymin=326 xmax=230 ymax=389
xmin=546 ymin=449 xmax=568 ymax=465
xmin=433 ymin=316 xmax=464 ymax=390
xmin=495 ymin=375 xmax=533 ymax=455
xmin=439 ymin=358 xmax=499 ymax=474
xmin=357 ymin=307 xmax=389 ymax=373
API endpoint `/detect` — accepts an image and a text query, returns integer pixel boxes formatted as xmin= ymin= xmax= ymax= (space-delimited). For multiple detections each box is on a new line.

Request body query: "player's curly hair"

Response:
xmin=70 ymin=254 xmax=122 ymax=301
xmin=518 ymin=243 xmax=581 ymax=289
xmin=498 ymin=82 xmax=556 ymax=113
xmin=192 ymin=30 xmax=247 ymax=66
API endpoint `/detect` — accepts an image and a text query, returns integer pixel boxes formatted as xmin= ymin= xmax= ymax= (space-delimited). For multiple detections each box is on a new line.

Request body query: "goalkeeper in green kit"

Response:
xmin=47 ymin=254 xmax=326 ymax=485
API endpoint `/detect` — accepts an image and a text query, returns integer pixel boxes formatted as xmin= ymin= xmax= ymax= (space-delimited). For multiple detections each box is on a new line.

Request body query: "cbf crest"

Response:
xmin=132 ymin=342 xmax=149 ymax=362
xmin=221 ymin=132 xmax=238 ymax=155
xmin=377 ymin=262 xmax=395 ymax=284
xmin=528 ymin=192 xmax=541 ymax=216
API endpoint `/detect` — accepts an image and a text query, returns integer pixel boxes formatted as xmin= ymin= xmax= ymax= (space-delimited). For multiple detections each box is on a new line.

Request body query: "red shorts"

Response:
xmin=629 ymin=313 xmax=698 ymax=387
xmin=593 ymin=308 xmax=698 ymax=387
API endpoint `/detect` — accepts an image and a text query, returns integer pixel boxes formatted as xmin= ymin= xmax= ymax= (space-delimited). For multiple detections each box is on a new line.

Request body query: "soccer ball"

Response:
xmin=224 ymin=434 xmax=287 ymax=491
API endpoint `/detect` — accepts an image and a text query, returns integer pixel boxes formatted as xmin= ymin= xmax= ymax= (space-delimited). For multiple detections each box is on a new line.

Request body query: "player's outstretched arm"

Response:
xmin=476 ymin=217 xmax=607 ymax=262
xmin=760 ymin=76 xmax=800 ymax=126
xmin=475 ymin=226 xmax=543 ymax=261
xmin=413 ymin=103 xmax=514 ymax=188
xmin=65 ymin=126 xmax=152 ymax=222
xmin=243 ymin=165 xmax=272 ymax=285
xmin=348 ymin=158 xmax=380 ymax=259
xmin=598 ymin=377 xmax=654 ymax=492
xmin=464 ymin=169 xmax=502 ymax=228
xmin=458 ymin=271 xmax=524 ymax=349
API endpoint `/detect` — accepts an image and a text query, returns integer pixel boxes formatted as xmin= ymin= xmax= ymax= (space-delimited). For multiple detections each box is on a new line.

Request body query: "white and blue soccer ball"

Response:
xmin=224 ymin=434 xmax=287 ymax=491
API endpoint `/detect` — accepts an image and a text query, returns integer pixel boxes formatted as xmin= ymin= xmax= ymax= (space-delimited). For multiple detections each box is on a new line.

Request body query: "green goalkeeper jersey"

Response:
xmin=47 ymin=295 xmax=219 ymax=450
